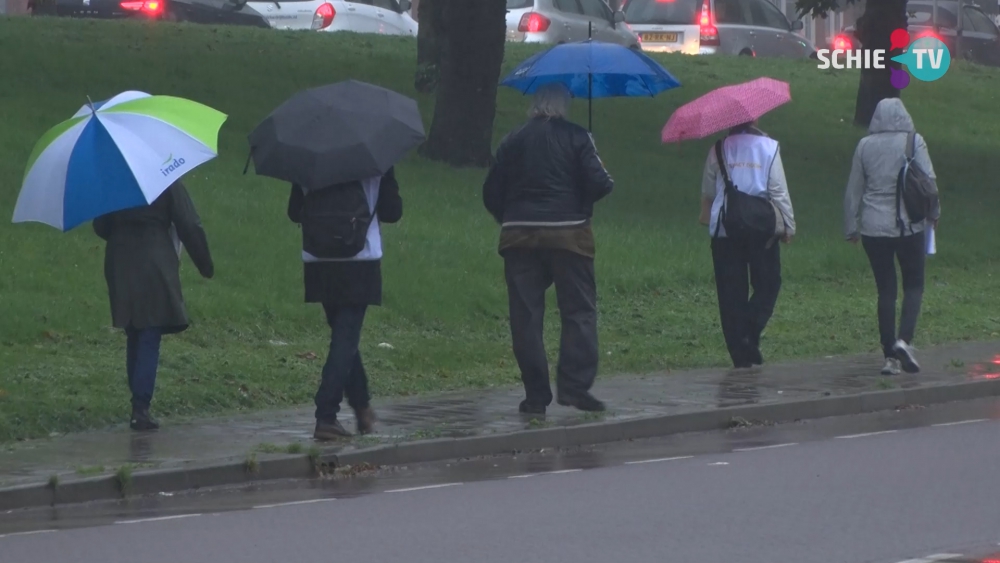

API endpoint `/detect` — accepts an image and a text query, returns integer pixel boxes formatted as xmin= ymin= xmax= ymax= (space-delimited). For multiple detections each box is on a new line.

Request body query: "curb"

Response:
xmin=2 ymin=378 xmax=998 ymax=511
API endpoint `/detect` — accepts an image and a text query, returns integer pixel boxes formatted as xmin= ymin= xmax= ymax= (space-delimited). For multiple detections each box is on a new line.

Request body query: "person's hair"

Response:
xmin=528 ymin=83 xmax=571 ymax=119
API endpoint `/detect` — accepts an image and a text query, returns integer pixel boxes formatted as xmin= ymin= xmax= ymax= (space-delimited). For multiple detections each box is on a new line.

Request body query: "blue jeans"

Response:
xmin=315 ymin=304 xmax=370 ymax=423
xmin=126 ymin=327 xmax=162 ymax=409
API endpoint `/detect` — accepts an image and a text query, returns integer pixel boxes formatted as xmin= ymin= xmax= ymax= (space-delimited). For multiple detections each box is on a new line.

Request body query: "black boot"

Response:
xmin=557 ymin=391 xmax=606 ymax=412
xmin=130 ymin=406 xmax=160 ymax=432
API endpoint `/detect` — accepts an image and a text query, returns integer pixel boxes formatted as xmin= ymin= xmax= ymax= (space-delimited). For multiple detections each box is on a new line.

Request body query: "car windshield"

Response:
xmin=907 ymin=4 xmax=958 ymax=28
xmin=625 ymin=0 xmax=699 ymax=25
xmin=507 ymin=0 xmax=534 ymax=9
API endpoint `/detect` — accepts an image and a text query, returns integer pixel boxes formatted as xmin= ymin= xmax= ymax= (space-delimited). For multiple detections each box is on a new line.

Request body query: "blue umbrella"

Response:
xmin=501 ymin=39 xmax=681 ymax=130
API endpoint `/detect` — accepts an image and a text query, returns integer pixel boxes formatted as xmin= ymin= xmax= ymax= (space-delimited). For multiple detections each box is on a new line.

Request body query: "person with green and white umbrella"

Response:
xmin=13 ymin=90 xmax=227 ymax=431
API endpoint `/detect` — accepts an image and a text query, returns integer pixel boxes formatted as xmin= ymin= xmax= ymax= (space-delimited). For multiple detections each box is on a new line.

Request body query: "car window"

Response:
xmin=748 ymin=0 xmax=789 ymax=29
xmin=554 ymin=0 xmax=583 ymax=14
xmin=506 ymin=0 xmax=534 ymax=8
xmin=966 ymin=7 xmax=999 ymax=35
xmin=578 ymin=0 xmax=612 ymax=19
xmin=371 ymin=0 xmax=399 ymax=11
xmin=715 ymin=0 xmax=749 ymax=25
xmin=906 ymin=5 xmax=958 ymax=28
xmin=624 ymin=0 xmax=699 ymax=24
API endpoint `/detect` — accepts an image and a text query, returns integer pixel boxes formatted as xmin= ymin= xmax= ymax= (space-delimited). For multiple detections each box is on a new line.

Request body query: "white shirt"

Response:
xmin=701 ymin=133 xmax=795 ymax=238
xmin=302 ymin=176 xmax=383 ymax=262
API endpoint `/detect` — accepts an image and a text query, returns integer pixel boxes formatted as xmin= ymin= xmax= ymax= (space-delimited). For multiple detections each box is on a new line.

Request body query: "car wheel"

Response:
xmin=739 ymin=49 xmax=754 ymax=57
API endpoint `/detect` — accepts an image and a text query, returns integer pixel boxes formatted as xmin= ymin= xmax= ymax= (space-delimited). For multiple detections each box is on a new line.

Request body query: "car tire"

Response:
xmin=739 ymin=49 xmax=754 ymax=57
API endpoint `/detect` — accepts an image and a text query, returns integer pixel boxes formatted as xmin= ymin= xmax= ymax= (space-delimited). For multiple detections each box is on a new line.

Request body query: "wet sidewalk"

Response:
xmin=2 ymin=341 xmax=999 ymax=489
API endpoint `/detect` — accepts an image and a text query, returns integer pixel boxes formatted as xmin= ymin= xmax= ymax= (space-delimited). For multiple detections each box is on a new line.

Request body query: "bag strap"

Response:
xmin=713 ymin=140 xmax=729 ymax=238
xmin=906 ymin=131 xmax=917 ymax=160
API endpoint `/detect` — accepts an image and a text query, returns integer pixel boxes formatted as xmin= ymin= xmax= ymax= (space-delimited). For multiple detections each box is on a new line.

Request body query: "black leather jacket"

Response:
xmin=483 ymin=117 xmax=614 ymax=226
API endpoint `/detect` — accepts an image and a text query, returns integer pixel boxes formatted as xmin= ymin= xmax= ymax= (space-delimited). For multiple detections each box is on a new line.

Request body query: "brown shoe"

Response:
xmin=314 ymin=420 xmax=352 ymax=441
xmin=355 ymin=407 xmax=377 ymax=435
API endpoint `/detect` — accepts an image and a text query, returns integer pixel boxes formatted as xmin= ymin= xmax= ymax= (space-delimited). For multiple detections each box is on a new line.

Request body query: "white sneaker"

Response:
xmin=880 ymin=357 xmax=901 ymax=375
xmin=892 ymin=340 xmax=920 ymax=373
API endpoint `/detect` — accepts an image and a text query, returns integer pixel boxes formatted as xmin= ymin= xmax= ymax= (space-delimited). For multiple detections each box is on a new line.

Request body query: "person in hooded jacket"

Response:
xmin=844 ymin=98 xmax=940 ymax=376
xmin=93 ymin=181 xmax=214 ymax=431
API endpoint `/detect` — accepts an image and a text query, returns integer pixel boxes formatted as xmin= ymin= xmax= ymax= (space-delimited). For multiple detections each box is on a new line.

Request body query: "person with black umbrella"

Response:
xmin=248 ymin=80 xmax=423 ymax=440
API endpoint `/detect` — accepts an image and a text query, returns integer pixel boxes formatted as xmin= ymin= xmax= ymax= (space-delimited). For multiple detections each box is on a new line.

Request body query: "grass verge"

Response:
xmin=0 ymin=17 xmax=998 ymax=442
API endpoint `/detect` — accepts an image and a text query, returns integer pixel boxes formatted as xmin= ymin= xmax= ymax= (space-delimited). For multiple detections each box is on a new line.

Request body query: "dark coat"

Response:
xmin=287 ymin=167 xmax=402 ymax=307
xmin=93 ymin=181 xmax=214 ymax=333
xmin=483 ymin=117 xmax=614 ymax=225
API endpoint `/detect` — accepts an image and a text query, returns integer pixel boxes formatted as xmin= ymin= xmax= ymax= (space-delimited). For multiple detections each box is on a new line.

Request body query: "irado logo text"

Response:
xmin=815 ymin=29 xmax=951 ymax=89
xmin=161 ymin=153 xmax=186 ymax=177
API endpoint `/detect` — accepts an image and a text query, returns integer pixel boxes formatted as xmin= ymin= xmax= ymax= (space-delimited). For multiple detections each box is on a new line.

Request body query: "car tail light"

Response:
xmin=832 ymin=33 xmax=852 ymax=51
xmin=518 ymin=12 xmax=551 ymax=33
xmin=698 ymin=0 xmax=719 ymax=46
xmin=312 ymin=2 xmax=335 ymax=30
xmin=120 ymin=0 xmax=162 ymax=15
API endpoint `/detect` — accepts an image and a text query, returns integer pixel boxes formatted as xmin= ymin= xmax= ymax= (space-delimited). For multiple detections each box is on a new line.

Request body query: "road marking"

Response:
xmin=932 ymin=419 xmax=988 ymax=427
xmin=253 ymin=498 xmax=335 ymax=509
xmin=384 ymin=483 xmax=462 ymax=493
xmin=115 ymin=514 xmax=201 ymax=525
xmin=734 ymin=442 xmax=798 ymax=452
xmin=508 ymin=469 xmax=582 ymax=479
xmin=707 ymin=462 xmax=729 ymax=466
xmin=0 ymin=530 xmax=56 ymax=539
xmin=625 ymin=456 xmax=694 ymax=465
xmin=835 ymin=430 xmax=898 ymax=439
xmin=893 ymin=553 xmax=962 ymax=563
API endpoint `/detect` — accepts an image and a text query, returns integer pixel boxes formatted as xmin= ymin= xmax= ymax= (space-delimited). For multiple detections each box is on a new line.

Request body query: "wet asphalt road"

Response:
xmin=1 ymin=399 xmax=999 ymax=563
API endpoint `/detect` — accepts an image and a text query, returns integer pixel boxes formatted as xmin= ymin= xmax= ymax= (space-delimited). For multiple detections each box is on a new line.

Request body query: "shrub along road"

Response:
xmin=0 ymin=18 xmax=999 ymax=441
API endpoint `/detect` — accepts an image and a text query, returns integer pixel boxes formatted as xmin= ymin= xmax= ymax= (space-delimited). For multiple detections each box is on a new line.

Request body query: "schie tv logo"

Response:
xmin=816 ymin=29 xmax=951 ymax=89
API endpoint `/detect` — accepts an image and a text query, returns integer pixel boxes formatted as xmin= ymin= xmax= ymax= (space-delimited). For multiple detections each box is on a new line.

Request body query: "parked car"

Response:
xmin=624 ymin=0 xmax=815 ymax=58
xmin=32 ymin=0 xmax=417 ymax=35
xmin=505 ymin=0 xmax=640 ymax=48
xmin=832 ymin=1 xmax=1000 ymax=67
xmin=251 ymin=0 xmax=417 ymax=34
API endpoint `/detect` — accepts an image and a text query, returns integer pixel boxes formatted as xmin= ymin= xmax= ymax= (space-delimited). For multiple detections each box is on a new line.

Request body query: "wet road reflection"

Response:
xmin=1 ymin=396 xmax=997 ymax=538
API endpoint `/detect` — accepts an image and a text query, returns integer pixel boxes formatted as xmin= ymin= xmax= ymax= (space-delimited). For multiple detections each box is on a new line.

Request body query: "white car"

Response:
xmin=505 ymin=0 xmax=639 ymax=48
xmin=246 ymin=0 xmax=417 ymax=35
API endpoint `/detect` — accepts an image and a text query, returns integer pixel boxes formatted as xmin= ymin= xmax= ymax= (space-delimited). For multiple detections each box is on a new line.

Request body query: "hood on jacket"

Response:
xmin=868 ymin=98 xmax=915 ymax=134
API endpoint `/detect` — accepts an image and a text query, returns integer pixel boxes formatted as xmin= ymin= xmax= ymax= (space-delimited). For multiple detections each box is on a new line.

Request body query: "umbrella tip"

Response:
xmin=86 ymin=96 xmax=96 ymax=113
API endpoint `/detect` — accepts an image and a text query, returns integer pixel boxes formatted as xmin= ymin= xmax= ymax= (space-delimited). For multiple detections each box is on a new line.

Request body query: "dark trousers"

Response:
xmin=711 ymin=236 xmax=782 ymax=367
xmin=862 ymin=234 xmax=925 ymax=358
xmin=315 ymin=304 xmax=371 ymax=423
xmin=503 ymin=248 xmax=599 ymax=406
xmin=126 ymin=327 xmax=162 ymax=409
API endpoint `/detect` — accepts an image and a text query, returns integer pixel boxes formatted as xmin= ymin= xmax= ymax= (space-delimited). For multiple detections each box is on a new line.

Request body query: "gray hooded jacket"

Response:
xmin=844 ymin=98 xmax=940 ymax=239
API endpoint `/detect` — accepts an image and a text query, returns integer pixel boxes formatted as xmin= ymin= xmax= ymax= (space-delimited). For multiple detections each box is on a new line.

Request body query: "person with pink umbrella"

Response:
xmin=663 ymin=77 xmax=796 ymax=368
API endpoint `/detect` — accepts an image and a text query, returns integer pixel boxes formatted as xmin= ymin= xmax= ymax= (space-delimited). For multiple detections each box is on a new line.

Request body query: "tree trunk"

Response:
xmin=853 ymin=0 xmax=908 ymax=127
xmin=419 ymin=0 xmax=507 ymax=167
xmin=414 ymin=0 xmax=444 ymax=93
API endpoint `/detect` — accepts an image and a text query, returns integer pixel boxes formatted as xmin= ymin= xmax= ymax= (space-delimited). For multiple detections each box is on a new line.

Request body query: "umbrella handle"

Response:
xmin=242 ymin=148 xmax=253 ymax=175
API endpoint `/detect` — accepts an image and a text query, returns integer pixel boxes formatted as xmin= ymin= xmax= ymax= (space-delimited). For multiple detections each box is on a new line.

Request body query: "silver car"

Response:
xmin=506 ymin=0 xmax=640 ymax=48
xmin=624 ymin=0 xmax=814 ymax=58
xmin=247 ymin=0 xmax=417 ymax=34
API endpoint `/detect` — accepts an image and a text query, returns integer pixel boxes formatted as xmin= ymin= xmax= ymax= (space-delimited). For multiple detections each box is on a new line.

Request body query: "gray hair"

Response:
xmin=528 ymin=83 xmax=571 ymax=119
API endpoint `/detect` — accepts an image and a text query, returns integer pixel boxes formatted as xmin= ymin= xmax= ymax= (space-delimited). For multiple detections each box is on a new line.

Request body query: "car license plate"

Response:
xmin=641 ymin=32 xmax=679 ymax=43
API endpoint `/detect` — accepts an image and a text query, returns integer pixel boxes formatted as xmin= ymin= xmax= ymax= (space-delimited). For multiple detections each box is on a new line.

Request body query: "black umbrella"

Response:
xmin=247 ymin=80 xmax=426 ymax=190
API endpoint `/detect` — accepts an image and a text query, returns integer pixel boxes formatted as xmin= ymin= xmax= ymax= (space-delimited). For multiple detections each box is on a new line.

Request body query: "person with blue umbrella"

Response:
xmin=483 ymin=83 xmax=614 ymax=416
xmin=501 ymin=38 xmax=681 ymax=130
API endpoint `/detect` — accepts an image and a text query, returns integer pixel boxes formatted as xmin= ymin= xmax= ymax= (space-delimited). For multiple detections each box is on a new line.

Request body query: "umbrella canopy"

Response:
xmin=661 ymin=77 xmax=791 ymax=143
xmin=501 ymin=39 xmax=681 ymax=130
xmin=248 ymin=80 xmax=426 ymax=191
xmin=12 ymin=91 xmax=227 ymax=232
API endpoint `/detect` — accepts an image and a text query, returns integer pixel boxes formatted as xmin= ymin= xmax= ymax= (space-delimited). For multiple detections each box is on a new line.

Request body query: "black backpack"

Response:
xmin=713 ymin=140 xmax=777 ymax=240
xmin=896 ymin=131 xmax=938 ymax=233
xmin=299 ymin=181 xmax=373 ymax=259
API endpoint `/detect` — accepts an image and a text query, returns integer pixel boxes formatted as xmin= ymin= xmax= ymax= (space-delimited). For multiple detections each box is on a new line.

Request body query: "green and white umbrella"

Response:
xmin=12 ymin=90 xmax=227 ymax=231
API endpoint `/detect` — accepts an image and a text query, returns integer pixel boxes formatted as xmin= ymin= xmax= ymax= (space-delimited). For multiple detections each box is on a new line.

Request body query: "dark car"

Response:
xmin=30 ymin=0 xmax=271 ymax=27
xmin=832 ymin=1 xmax=1000 ymax=67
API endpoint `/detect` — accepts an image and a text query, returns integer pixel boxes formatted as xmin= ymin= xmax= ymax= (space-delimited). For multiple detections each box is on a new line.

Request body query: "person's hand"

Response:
xmin=847 ymin=235 xmax=860 ymax=244
xmin=781 ymin=234 xmax=793 ymax=244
